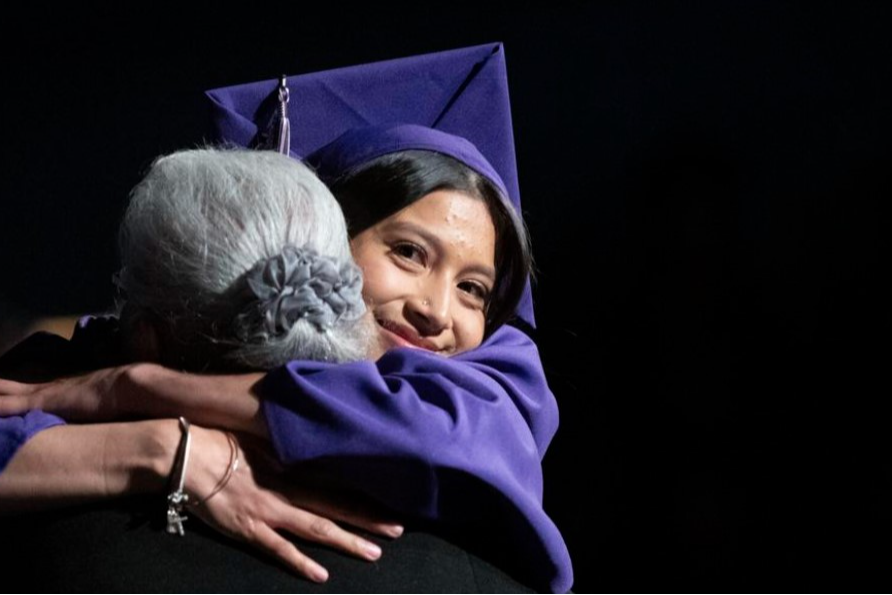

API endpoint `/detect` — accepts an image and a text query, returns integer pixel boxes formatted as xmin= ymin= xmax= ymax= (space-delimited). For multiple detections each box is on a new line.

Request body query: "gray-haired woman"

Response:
xmin=115 ymin=147 xmax=376 ymax=370
xmin=0 ymin=147 xmax=399 ymax=582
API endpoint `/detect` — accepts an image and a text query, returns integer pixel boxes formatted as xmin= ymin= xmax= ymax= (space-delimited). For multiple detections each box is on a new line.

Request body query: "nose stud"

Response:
xmin=422 ymin=297 xmax=431 ymax=307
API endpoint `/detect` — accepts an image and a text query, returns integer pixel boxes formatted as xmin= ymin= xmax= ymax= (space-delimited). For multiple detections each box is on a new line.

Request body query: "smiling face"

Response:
xmin=350 ymin=189 xmax=497 ymax=357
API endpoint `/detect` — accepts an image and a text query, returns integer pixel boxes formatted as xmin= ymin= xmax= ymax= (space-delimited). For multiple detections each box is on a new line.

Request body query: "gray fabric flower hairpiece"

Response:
xmin=234 ymin=245 xmax=365 ymax=339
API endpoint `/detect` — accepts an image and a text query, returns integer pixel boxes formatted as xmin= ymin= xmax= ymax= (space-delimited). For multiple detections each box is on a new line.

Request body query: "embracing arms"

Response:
xmin=0 ymin=411 xmax=398 ymax=583
xmin=1 ymin=324 xmax=571 ymax=592
xmin=0 ymin=364 xmax=268 ymax=438
xmin=1 ymin=325 xmax=557 ymax=460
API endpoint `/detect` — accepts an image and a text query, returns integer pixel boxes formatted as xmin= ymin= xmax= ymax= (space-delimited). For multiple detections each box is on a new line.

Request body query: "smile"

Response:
xmin=376 ymin=319 xmax=440 ymax=352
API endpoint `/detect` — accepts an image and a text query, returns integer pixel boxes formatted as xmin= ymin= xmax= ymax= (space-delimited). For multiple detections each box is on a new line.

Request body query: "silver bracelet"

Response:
xmin=166 ymin=417 xmax=192 ymax=536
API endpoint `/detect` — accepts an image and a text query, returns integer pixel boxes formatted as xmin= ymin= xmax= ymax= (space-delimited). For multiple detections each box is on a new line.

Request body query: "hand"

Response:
xmin=1 ymin=364 xmax=268 ymax=437
xmin=0 ymin=366 xmax=126 ymax=421
xmin=184 ymin=427 xmax=403 ymax=583
xmin=233 ymin=434 xmax=405 ymax=540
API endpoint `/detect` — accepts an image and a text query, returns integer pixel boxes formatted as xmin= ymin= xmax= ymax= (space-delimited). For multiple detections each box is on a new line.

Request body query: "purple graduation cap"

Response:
xmin=205 ymin=45 xmax=573 ymax=593
xmin=205 ymin=43 xmax=536 ymax=327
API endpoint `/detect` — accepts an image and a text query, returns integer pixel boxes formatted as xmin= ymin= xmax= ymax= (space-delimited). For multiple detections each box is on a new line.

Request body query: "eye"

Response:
xmin=391 ymin=242 xmax=427 ymax=266
xmin=458 ymin=280 xmax=491 ymax=304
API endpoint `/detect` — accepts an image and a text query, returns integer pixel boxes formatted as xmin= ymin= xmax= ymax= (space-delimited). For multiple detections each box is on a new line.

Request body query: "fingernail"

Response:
xmin=388 ymin=525 xmax=404 ymax=538
xmin=363 ymin=541 xmax=382 ymax=559
xmin=311 ymin=566 xmax=329 ymax=583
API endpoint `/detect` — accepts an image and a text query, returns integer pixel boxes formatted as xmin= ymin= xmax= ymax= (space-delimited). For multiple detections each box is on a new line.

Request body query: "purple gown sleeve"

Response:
xmin=0 ymin=318 xmax=117 ymax=475
xmin=261 ymin=324 xmax=573 ymax=593
xmin=0 ymin=411 xmax=66 ymax=473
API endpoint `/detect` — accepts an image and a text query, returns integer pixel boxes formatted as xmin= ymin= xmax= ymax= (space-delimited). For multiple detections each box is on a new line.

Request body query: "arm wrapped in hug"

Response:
xmin=262 ymin=324 xmax=572 ymax=592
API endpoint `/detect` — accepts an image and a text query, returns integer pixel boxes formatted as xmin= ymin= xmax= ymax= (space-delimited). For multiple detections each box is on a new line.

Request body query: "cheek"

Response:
xmin=357 ymin=259 xmax=404 ymax=306
xmin=454 ymin=311 xmax=487 ymax=353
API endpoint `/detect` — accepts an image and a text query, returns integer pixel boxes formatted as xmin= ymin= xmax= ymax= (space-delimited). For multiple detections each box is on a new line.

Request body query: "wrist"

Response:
xmin=182 ymin=426 xmax=237 ymax=502
xmin=126 ymin=418 xmax=182 ymax=494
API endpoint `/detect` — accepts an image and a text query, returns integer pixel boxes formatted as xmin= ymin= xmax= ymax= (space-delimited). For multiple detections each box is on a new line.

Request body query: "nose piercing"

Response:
xmin=422 ymin=297 xmax=431 ymax=307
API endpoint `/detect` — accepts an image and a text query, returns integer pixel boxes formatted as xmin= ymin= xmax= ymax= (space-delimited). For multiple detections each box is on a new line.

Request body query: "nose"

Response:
xmin=405 ymin=281 xmax=452 ymax=336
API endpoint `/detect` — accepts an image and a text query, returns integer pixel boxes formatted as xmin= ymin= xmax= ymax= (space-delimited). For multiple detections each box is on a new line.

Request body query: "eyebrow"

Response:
xmin=387 ymin=220 xmax=496 ymax=282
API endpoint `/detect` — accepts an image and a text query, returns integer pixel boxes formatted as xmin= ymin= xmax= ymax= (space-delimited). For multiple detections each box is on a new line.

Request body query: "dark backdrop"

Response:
xmin=2 ymin=3 xmax=889 ymax=591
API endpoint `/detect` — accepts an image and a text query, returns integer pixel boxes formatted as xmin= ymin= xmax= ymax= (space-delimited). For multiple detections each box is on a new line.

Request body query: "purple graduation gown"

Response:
xmin=0 ymin=320 xmax=573 ymax=592
xmin=0 ymin=410 xmax=65 ymax=473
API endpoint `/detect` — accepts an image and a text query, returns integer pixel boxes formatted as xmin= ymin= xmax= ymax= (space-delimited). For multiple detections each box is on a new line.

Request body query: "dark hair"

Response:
xmin=328 ymin=150 xmax=532 ymax=335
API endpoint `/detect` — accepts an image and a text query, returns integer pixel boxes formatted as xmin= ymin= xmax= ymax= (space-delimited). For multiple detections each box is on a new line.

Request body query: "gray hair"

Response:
xmin=116 ymin=148 xmax=374 ymax=370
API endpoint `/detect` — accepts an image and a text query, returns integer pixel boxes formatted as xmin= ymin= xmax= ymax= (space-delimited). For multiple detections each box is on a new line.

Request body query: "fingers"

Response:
xmin=274 ymin=503 xmax=384 ymax=563
xmin=0 ymin=394 xmax=33 ymax=416
xmin=190 ymin=495 xmax=336 ymax=584
xmin=0 ymin=377 xmax=36 ymax=396
xmin=349 ymin=519 xmax=404 ymax=539
xmin=0 ymin=370 xmax=115 ymax=421
xmin=251 ymin=523 xmax=330 ymax=583
xmin=0 ymin=379 xmax=52 ymax=417
xmin=308 ymin=502 xmax=404 ymax=539
xmin=192 ymin=479 xmax=385 ymax=583
xmin=277 ymin=488 xmax=404 ymax=539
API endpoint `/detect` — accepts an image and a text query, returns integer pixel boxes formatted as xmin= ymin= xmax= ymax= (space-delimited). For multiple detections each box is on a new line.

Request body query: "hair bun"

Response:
xmin=234 ymin=245 xmax=365 ymax=340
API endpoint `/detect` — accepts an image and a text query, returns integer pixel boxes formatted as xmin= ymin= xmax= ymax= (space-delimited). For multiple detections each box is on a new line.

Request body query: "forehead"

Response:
xmin=391 ymin=190 xmax=488 ymax=228
xmin=385 ymin=190 xmax=495 ymax=265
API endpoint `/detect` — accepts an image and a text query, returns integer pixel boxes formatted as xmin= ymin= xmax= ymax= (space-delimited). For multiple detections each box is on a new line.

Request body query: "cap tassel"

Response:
xmin=274 ymin=75 xmax=291 ymax=155
xmin=259 ymin=75 xmax=291 ymax=154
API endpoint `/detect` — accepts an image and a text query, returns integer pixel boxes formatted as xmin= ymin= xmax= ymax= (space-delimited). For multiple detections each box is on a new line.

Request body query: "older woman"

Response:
xmin=0 ymin=148 xmax=399 ymax=575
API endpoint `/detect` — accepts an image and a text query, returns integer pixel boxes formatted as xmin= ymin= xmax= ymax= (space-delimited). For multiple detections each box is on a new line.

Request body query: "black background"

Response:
xmin=1 ymin=3 xmax=890 ymax=591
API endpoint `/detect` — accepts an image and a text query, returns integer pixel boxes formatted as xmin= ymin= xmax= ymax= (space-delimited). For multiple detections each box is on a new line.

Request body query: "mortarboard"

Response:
xmin=205 ymin=43 xmax=535 ymax=327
